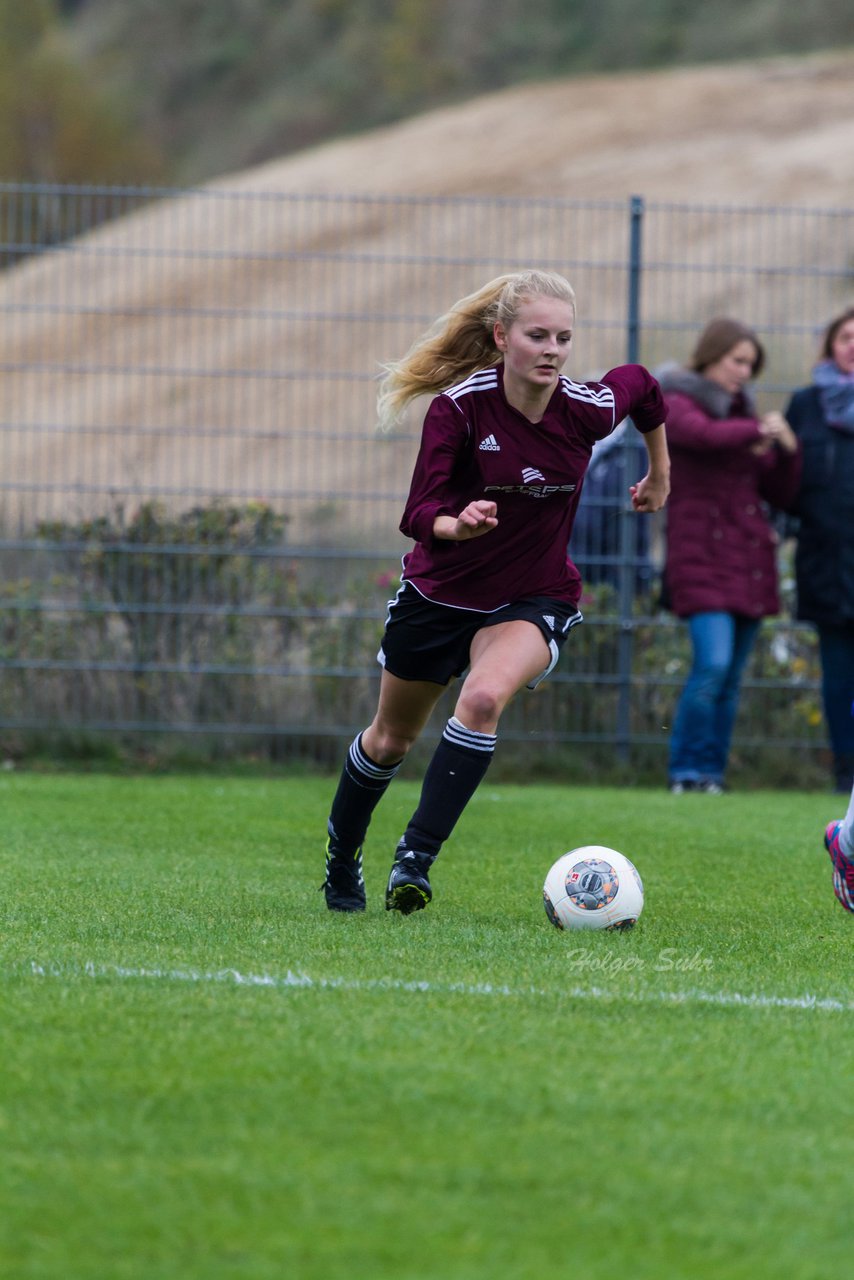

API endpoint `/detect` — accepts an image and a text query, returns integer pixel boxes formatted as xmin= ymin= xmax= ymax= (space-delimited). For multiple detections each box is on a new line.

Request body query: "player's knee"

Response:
xmin=367 ymin=725 xmax=417 ymax=764
xmin=456 ymin=682 xmax=503 ymax=731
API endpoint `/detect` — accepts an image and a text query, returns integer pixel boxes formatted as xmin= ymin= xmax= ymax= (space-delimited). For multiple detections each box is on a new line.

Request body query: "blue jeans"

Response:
xmin=668 ymin=612 xmax=761 ymax=785
xmin=816 ymin=624 xmax=854 ymax=784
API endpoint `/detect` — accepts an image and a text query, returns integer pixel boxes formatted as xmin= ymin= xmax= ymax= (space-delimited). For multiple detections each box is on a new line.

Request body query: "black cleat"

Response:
xmin=321 ymin=839 xmax=366 ymax=912
xmin=385 ymin=847 xmax=433 ymax=914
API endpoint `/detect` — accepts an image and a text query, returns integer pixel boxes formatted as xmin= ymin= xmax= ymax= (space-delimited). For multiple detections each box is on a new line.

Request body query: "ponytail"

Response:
xmin=377 ymin=269 xmax=576 ymax=431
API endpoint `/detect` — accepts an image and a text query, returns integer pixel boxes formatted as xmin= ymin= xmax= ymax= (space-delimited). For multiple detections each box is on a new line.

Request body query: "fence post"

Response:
xmin=615 ymin=195 xmax=645 ymax=761
xmin=626 ymin=195 xmax=644 ymax=366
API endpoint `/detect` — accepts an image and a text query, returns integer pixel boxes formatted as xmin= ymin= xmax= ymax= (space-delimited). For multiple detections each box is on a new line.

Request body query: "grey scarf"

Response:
xmin=655 ymin=362 xmax=757 ymax=420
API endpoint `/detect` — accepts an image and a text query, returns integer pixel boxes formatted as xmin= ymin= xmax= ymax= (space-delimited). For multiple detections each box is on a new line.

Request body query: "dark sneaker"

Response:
xmin=385 ymin=848 xmax=433 ymax=914
xmin=321 ymin=840 xmax=366 ymax=912
xmin=824 ymin=821 xmax=854 ymax=913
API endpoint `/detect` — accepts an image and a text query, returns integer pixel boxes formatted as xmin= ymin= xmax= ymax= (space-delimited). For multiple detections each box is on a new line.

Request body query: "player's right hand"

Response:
xmin=434 ymin=501 xmax=498 ymax=541
xmin=454 ymin=500 xmax=498 ymax=539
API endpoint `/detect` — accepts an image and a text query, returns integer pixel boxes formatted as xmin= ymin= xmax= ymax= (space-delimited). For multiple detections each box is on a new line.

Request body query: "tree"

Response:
xmin=0 ymin=0 xmax=163 ymax=184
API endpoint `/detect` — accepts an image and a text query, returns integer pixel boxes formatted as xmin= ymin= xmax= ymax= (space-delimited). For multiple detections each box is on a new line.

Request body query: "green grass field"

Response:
xmin=2 ymin=771 xmax=852 ymax=1280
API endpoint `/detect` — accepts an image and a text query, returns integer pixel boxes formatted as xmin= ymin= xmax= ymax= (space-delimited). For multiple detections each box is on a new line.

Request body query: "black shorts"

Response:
xmin=378 ymin=582 xmax=583 ymax=689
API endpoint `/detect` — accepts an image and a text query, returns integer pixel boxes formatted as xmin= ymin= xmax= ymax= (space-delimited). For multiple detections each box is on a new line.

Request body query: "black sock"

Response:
xmin=401 ymin=716 xmax=496 ymax=859
xmin=327 ymin=734 xmax=402 ymax=856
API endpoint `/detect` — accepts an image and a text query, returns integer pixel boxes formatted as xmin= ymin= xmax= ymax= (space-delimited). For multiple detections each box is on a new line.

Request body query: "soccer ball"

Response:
xmin=543 ymin=845 xmax=644 ymax=931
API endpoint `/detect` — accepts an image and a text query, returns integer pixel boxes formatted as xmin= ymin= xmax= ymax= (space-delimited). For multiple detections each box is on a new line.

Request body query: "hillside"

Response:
xmin=227 ymin=52 xmax=854 ymax=203
xmin=62 ymin=0 xmax=854 ymax=184
xmin=2 ymin=52 xmax=853 ymax=541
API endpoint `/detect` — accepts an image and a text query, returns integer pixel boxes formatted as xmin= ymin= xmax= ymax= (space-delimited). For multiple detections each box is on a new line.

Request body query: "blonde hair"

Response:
xmin=377 ymin=269 xmax=576 ymax=431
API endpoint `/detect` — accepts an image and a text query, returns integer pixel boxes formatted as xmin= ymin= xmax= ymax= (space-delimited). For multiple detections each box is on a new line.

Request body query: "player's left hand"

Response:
xmin=630 ymin=472 xmax=670 ymax=513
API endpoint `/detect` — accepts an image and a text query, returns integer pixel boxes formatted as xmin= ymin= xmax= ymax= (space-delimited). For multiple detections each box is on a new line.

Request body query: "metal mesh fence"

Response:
xmin=0 ymin=182 xmax=849 ymax=777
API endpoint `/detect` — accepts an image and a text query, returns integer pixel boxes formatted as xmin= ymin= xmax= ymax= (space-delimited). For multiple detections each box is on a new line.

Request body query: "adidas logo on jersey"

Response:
xmin=479 ymin=434 xmax=501 ymax=451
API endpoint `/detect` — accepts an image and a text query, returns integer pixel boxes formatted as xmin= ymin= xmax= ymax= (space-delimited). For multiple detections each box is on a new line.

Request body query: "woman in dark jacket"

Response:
xmin=785 ymin=306 xmax=854 ymax=794
xmin=659 ymin=318 xmax=801 ymax=793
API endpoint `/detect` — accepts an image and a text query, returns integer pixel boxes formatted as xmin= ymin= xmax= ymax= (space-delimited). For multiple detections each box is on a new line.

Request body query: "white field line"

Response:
xmin=21 ymin=960 xmax=854 ymax=1014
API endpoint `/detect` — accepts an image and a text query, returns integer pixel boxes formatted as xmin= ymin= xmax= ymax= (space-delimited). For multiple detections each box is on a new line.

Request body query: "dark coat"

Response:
xmin=785 ymin=385 xmax=854 ymax=626
xmin=660 ymin=373 xmax=802 ymax=619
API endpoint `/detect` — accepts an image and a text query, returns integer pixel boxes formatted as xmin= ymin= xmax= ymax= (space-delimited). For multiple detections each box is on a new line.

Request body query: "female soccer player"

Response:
xmin=321 ymin=269 xmax=670 ymax=913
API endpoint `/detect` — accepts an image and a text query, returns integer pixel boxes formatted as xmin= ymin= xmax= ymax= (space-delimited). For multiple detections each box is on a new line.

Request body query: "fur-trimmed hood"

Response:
xmin=654 ymin=361 xmax=757 ymax=419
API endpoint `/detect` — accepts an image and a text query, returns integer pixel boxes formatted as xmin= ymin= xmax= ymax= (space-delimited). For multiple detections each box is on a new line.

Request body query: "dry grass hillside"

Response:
xmin=2 ymin=51 xmax=853 ymax=540
xmin=233 ymin=51 xmax=854 ymax=203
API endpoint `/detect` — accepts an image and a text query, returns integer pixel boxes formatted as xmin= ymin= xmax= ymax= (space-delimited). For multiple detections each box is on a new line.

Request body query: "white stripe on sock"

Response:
xmin=349 ymin=735 xmax=400 ymax=782
xmin=444 ymin=716 xmax=496 ymax=754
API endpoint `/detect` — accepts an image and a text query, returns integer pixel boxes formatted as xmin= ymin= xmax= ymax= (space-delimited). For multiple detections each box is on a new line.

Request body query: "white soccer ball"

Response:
xmin=543 ymin=845 xmax=644 ymax=931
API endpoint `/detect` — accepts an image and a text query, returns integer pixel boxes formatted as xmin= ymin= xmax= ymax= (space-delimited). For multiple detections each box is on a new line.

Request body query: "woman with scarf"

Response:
xmin=786 ymin=306 xmax=854 ymax=796
xmin=659 ymin=318 xmax=801 ymax=794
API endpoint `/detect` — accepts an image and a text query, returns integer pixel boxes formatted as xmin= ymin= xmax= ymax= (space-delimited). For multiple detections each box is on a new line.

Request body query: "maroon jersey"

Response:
xmin=400 ymin=362 xmax=665 ymax=611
